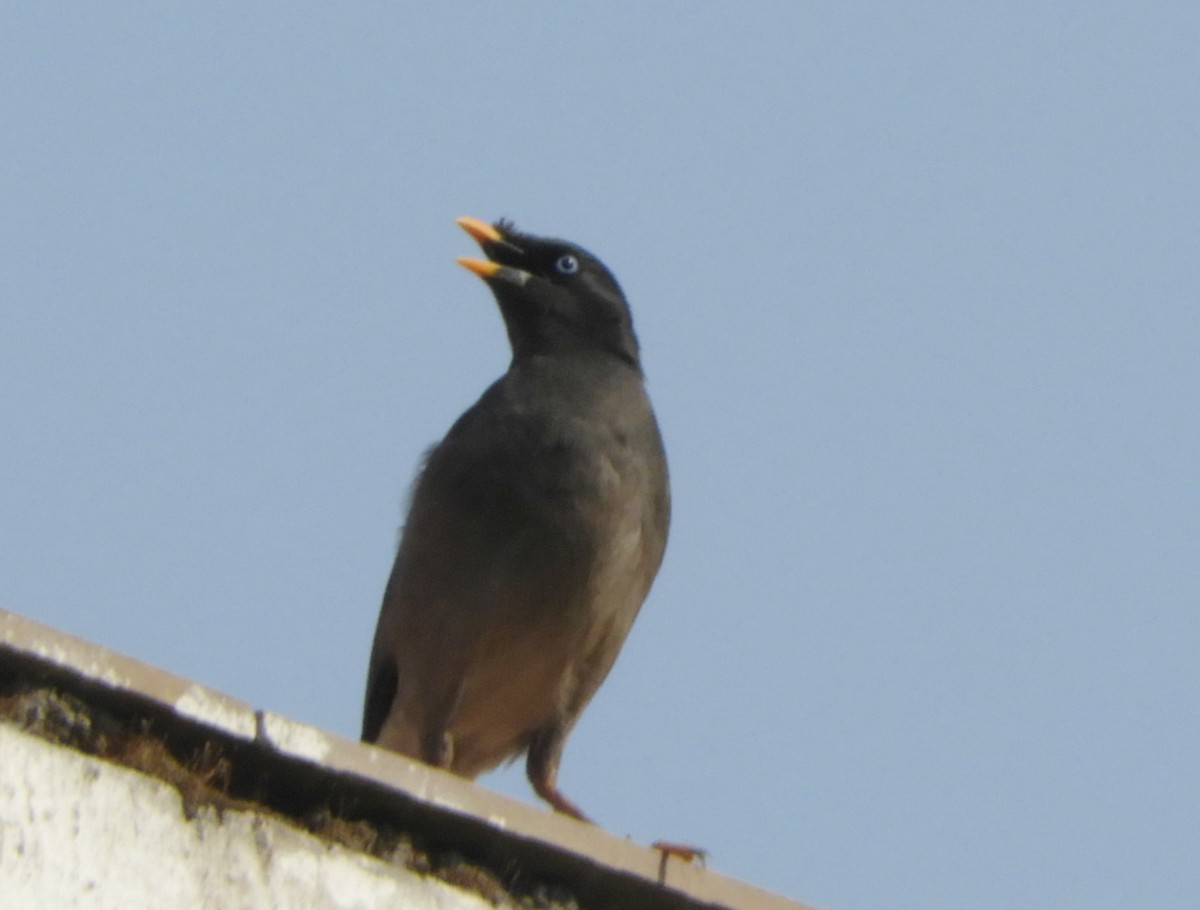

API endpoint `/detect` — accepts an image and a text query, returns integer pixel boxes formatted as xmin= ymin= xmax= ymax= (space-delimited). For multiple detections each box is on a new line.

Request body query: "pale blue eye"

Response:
xmin=555 ymin=254 xmax=579 ymax=275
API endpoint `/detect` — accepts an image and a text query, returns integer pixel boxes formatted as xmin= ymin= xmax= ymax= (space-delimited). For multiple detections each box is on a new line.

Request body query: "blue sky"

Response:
xmin=3 ymin=5 xmax=1197 ymax=908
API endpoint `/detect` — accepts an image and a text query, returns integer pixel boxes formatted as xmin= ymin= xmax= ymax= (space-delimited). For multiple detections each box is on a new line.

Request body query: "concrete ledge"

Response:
xmin=0 ymin=608 xmax=813 ymax=910
xmin=0 ymin=723 xmax=491 ymax=910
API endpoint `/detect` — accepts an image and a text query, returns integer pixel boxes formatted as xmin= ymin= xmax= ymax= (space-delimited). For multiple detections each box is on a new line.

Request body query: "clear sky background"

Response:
xmin=3 ymin=5 xmax=1197 ymax=908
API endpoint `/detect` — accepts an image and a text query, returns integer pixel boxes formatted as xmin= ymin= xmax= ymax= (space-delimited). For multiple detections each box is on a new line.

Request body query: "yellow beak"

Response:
xmin=456 ymin=256 xmax=502 ymax=278
xmin=456 ymin=216 xmax=503 ymax=244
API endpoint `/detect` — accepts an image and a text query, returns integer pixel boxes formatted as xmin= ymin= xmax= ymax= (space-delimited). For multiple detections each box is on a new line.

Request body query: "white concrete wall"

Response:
xmin=0 ymin=724 xmax=490 ymax=910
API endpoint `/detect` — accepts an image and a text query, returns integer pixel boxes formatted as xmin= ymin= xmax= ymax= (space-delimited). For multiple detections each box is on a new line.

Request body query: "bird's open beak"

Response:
xmin=456 ymin=215 xmax=529 ymax=283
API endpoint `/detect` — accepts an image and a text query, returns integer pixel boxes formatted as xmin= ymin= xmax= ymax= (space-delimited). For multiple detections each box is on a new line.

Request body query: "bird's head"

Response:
xmin=456 ymin=216 xmax=641 ymax=369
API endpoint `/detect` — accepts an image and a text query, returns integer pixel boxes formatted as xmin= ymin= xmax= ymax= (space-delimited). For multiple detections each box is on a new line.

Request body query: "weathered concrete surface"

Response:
xmin=0 ymin=723 xmax=490 ymax=910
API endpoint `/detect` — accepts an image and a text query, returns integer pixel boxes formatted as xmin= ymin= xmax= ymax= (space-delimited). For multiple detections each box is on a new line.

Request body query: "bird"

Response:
xmin=362 ymin=215 xmax=670 ymax=823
